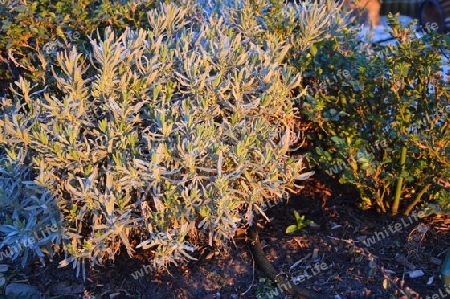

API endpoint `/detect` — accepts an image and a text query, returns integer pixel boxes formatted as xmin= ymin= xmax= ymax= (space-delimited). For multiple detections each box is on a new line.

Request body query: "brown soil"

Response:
xmin=4 ymin=172 xmax=450 ymax=299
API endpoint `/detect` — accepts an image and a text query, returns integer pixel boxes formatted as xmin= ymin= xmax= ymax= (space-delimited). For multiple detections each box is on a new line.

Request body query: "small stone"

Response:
xmin=312 ymin=248 xmax=320 ymax=261
xmin=408 ymin=270 xmax=425 ymax=278
xmin=417 ymin=224 xmax=428 ymax=233
xmin=5 ymin=282 xmax=42 ymax=299
xmin=429 ymin=257 xmax=441 ymax=265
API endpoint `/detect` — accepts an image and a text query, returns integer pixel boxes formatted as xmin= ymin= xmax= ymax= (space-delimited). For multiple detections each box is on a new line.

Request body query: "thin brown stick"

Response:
xmin=247 ymin=226 xmax=331 ymax=299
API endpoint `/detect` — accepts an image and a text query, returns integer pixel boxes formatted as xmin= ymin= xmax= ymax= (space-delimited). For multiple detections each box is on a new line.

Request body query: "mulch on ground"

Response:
xmin=4 ymin=172 xmax=450 ymax=299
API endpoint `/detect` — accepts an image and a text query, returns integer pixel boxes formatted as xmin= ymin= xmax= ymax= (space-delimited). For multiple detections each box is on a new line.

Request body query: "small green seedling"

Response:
xmin=286 ymin=210 xmax=311 ymax=234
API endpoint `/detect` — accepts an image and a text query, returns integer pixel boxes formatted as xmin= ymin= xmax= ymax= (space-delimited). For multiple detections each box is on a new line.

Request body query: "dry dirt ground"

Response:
xmin=2 ymin=172 xmax=449 ymax=299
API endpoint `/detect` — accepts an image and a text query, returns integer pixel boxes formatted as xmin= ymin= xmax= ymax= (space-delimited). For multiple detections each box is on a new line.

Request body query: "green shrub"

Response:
xmin=0 ymin=0 xmax=170 ymax=86
xmin=0 ymin=1 xmax=314 ymax=278
xmin=301 ymin=15 xmax=450 ymax=215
